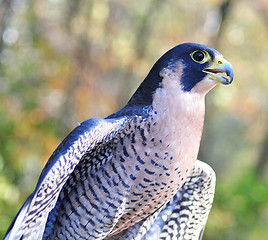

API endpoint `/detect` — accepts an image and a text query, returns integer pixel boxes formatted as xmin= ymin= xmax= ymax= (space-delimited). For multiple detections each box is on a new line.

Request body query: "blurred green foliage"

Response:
xmin=0 ymin=0 xmax=268 ymax=239
xmin=207 ymin=171 xmax=268 ymax=240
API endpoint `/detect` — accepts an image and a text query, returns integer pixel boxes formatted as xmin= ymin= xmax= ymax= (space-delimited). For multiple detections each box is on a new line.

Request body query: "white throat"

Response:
xmin=150 ymin=63 xmax=207 ymax=173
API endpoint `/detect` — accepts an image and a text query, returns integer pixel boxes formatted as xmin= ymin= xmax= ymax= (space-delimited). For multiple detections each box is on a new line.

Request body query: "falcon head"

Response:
xmin=128 ymin=43 xmax=234 ymax=106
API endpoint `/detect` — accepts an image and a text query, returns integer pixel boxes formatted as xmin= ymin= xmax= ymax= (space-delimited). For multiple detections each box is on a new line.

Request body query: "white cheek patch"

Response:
xmin=159 ymin=61 xmax=184 ymax=92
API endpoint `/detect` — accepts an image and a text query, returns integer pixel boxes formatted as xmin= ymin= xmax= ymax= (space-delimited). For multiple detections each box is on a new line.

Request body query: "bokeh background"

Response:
xmin=0 ymin=0 xmax=268 ymax=239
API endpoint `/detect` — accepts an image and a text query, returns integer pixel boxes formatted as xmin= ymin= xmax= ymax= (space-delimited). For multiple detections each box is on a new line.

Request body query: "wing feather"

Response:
xmin=4 ymin=117 xmax=131 ymax=240
xmin=143 ymin=160 xmax=216 ymax=240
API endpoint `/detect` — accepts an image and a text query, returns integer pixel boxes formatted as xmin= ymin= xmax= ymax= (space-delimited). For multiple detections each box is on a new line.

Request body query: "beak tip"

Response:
xmin=221 ymin=60 xmax=234 ymax=85
xmin=226 ymin=68 xmax=234 ymax=85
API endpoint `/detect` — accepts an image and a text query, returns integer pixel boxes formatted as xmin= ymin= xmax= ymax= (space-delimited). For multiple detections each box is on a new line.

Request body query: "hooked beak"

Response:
xmin=203 ymin=56 xmax=234 ymax=85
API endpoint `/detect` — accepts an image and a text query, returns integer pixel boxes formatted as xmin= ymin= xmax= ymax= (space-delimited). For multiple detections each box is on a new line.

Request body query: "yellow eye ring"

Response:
xmin=190 ymin=50 xmax=210 ymax=64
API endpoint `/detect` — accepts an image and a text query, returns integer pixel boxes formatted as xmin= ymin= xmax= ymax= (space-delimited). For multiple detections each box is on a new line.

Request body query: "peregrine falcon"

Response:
xmin=4 ymin=43 xmax=234 ymax=240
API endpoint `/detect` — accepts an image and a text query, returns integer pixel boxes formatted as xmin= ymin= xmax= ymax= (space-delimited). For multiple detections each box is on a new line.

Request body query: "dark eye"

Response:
xmin=192 ymin=51 xmax=205 ymax=62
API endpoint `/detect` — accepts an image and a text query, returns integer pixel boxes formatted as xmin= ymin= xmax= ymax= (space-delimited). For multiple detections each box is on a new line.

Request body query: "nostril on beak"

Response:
xmin=218 ymin=60 xmax=223 ymax=65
